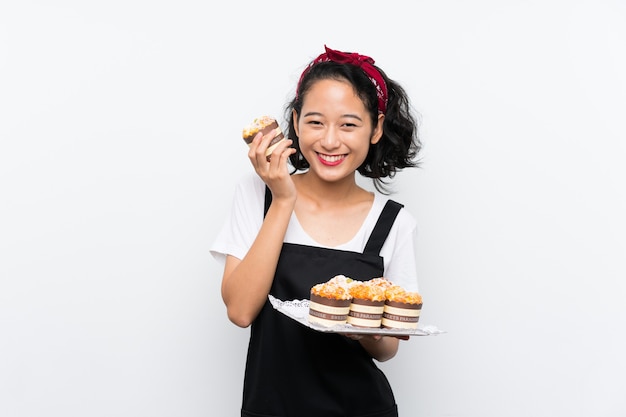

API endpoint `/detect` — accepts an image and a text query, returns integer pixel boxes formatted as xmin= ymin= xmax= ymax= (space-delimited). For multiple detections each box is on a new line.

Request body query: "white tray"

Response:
xmin=268 ymin=295 xmax=445 ymax=337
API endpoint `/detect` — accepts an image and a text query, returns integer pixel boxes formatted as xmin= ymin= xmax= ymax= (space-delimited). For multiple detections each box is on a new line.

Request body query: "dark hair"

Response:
xmin=284 ymin=61 xmax=422 ymax=194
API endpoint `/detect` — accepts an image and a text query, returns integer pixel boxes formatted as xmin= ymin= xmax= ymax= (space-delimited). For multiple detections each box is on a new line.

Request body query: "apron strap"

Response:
xmin=363 ymin=199 xmax=404 ymax=255
xmin=264 ymin=186 xmax=272 ymax=217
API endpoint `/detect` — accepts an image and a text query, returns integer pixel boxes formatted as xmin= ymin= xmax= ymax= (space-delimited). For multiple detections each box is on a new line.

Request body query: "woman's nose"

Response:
xmin=320 ymin=127 xmax=340 ymax=149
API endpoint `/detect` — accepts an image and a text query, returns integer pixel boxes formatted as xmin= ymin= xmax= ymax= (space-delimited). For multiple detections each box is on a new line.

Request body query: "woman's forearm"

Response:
xmin=359 ymin=336 xmax=400 ymax=362
xmin=221 ymin=197 xmax=295 ymax=327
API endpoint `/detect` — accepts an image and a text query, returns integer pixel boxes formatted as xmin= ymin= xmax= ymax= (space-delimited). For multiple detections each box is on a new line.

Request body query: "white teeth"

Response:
xmin=320 ymin=154 xmax=344 ymax=162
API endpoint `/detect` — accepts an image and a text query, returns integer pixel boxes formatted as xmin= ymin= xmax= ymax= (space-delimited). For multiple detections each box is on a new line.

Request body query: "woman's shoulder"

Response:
xmin=230 ymin=172 xmax=267 ymax=215
xmin=233 ymin=172 xmax=266 ymax=196
xmin=373 ymin=193 xmax=417 ymax=230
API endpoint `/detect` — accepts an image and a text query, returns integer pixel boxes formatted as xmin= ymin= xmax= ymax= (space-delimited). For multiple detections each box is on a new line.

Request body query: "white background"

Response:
xmin=1 ymin=1 xmax=625 ymax=416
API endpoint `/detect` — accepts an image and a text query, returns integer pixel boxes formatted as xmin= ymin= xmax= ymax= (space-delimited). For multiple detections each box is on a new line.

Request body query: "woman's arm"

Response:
xmin=220 ymin=131 xmax=297 ymax=328
xmin=220 ymin=197 xmax=295 ymax=328
xmin=354 ymin=334 xmax=405 ymax=362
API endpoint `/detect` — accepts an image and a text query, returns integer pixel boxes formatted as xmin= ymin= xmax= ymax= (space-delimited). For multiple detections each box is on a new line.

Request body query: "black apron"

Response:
xmin=241 ymin=187 xmax=404 ymax=417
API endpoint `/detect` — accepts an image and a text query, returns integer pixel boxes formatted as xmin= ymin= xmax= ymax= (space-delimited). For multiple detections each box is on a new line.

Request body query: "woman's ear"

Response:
xmin=292 ymin=109 xmax=299 ymax=137
xmin=370 ymin=114 xmax=384 ymax=144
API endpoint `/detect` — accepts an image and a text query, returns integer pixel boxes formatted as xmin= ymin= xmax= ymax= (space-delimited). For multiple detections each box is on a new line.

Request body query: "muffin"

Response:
xmin=242 ymin=116 xmax=285 ymax=160
xmin=308 ymin=275 xmax=354 ymax=327
xmin=347 ymin=280 xmax=386 ymax=328
xmin=381 ymin=285 xmax=423 ymax=330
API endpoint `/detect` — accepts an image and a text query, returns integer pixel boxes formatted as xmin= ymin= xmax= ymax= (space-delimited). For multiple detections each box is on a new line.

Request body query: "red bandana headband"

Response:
xmin=297 ymin=45 xmax=389 ymax=115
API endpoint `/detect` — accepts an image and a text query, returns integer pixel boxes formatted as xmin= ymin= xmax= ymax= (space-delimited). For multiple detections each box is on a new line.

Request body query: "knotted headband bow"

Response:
xmin=296 ymin=45 xmax=389 ymax=114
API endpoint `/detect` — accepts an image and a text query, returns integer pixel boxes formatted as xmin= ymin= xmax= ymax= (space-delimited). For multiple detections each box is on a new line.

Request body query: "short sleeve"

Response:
xmin=380 ymin=207 xmax=419 ymax=292
xmin=209 ymin=173 xmax=266 ymax=268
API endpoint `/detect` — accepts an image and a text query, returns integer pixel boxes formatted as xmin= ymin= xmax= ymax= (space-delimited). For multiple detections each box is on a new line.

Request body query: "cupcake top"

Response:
xmin=326 ymin=274 xmax=356 ymax=289
xmin=311 ymin=275 xmax=354 ymax=300
xmin=242 ymin=116 xmax=277 ymax=139
xmin=310 ymin=275 xmax=423 ymax=302
xmin=385 ymin=285 xmax=423 ymax=304
xmin=368 ymin=277 xmax=394 ymax=290
xmin=349 ymin=281 xmax=386 ymax=302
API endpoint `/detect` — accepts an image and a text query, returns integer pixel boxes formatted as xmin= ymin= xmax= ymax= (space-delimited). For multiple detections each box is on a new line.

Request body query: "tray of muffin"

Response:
xmin=268 ymin=275 xmax=445 ymax=336
xmin=268 ymin=296 xmax=443 ymax=336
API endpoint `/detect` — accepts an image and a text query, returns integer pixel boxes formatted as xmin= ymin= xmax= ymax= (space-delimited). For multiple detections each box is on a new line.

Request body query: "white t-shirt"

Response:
xmin=210 ymin=173 xmax=419 ymax=292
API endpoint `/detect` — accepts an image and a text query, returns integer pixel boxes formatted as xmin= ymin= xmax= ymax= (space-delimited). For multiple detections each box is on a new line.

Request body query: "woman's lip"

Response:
xmin=318 ymin=153 xmax=346 ymax=166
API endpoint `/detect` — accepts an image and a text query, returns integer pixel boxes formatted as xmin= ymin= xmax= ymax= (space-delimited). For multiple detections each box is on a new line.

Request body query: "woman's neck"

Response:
xmin=293 ymin=172 xmax=371 ymax=208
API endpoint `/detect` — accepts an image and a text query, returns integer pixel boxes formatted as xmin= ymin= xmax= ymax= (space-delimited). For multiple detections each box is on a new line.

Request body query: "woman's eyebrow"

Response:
xmin=302 ymin=112 xmax=363 ymax=122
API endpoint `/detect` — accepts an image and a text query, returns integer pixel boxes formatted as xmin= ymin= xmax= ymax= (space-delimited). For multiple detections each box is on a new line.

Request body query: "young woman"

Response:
xmin=211 ymin=45 xmax=422 ymax=417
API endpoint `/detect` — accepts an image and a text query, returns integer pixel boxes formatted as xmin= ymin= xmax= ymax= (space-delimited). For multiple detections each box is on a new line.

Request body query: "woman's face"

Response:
xmin=294 ymin=78 xmax=383 ymax=183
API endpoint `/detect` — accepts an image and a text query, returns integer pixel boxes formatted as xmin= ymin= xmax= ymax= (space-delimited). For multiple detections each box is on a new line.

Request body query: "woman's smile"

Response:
xmin=318 ymin=153 xmax=347 ymax=166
